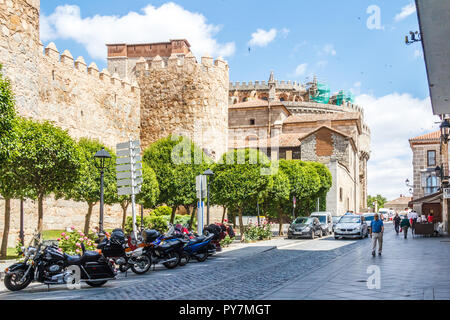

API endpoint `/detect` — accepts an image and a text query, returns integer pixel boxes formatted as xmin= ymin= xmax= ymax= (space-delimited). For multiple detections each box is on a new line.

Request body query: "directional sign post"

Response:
xmin=196 ymin=175 xmax=207 ymax=235
xmin=116 ymin=138 xmax=143 ymax=240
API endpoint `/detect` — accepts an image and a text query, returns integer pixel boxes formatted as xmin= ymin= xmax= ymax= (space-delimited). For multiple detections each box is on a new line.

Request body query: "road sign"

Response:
xmin=116 ymin=138 xmax=143 ymax=240
xmin=196 ymin=175 xmax=207 ymax=199
xmin=118 ymin=186 xmax=142 ymax=196
xmin=444 ymin=188 xmax=450 ymax=199
xmin=116 ymin=156 xmax=142 ymax=165
xmin=116 ymin=140 xmax=140 ymax=150
xmin=117 ymin=177 xmax=143 ymax=187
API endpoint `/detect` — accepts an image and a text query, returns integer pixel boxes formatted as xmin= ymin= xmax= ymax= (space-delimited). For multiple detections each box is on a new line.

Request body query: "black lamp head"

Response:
xmin=94 ymin=147 xmax=111 ymax=170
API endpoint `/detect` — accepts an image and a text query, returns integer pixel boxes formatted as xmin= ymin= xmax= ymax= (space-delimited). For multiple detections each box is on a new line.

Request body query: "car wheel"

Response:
xmin=288 ymin=235 xmax=292 ymax=239
xmin=334 ymin=236 xmax=339 ymax=240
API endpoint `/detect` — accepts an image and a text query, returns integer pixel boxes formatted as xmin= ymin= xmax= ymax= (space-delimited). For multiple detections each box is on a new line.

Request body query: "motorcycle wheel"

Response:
xmin=195 ymin=249 xmax=208 ymax=262
xmin=131 ymin=255 xmax=152 ymax=275
xmin=178 ymin=252 xmax=190 ymax=266
xmin=4 ymin=271 xmax=32 ymax=292
xmin=119 ymin=264 xmax=130 ymax=273
xmin=163 ymin=252 xmax=180 ymax=269
xmin=86 ymin=280 xmax=108 ymax=287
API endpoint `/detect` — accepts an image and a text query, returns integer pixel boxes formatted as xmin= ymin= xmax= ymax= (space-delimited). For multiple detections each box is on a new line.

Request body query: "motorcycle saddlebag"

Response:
xmin=142 ymin=229 xmax=160 ymax=244
xmin=158 ymin=240 xmax=182 ymax=252
xmin=101 ymin=242 xmax=124 ymax=258
xmin=82 ymin=262 xmax=115 ymax=280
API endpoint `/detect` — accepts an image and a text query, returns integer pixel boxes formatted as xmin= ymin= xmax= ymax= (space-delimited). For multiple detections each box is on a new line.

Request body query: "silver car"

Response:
xmin=334 ymin=215 xmax=368 ymax=239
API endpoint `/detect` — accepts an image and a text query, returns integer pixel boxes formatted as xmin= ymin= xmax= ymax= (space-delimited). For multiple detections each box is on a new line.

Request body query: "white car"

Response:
xmin=334 ymin=215 xmax=368 ymax=239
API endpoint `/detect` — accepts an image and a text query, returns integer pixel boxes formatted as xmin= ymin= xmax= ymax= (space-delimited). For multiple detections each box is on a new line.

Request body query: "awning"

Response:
xmin=409 ymin=191 xmax=442 ymax=206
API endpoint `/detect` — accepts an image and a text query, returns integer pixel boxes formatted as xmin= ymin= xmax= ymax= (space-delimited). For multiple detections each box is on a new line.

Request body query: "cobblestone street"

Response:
xmin=1 ymin=223 xmax=449 ymax=300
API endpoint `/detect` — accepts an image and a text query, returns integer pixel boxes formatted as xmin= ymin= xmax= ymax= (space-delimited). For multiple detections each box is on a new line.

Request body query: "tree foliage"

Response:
xmin=367 ymin=195 xmax=387 ymax=210
xmin=0 ymin=65 xmax=16 ymax=165
xmin=143 ymin=134 xmax=212 ymax=223
xmin=211 ymin=148 xmax=271 ymax=241
xmin=12 ymin=118 xmax=82 ymax=232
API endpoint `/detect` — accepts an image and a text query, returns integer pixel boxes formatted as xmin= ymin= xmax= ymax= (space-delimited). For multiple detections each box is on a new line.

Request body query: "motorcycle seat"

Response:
xmin=65 ymin=254 xmax=81 ymax=265
xmin=81 ymin=251 xmax=101 ymax=263
xmin=190 ymin=236 xmax=206 ymax=244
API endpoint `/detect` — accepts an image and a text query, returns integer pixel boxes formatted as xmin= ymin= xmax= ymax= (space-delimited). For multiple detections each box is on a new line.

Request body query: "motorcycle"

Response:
xmin=3 ymin=233 xmax=116 ymax=292
xmin=179 ymin=233 xmax=216 ymax=265
xmin=142 ymin=227 xmax=187 ymax=270
xmin=97 ymin=229 xmax=152 ymax=275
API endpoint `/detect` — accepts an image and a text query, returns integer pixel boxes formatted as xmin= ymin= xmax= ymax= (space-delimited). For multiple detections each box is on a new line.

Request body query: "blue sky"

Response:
xmin=40 ymin=1 xmax=439 ymax=200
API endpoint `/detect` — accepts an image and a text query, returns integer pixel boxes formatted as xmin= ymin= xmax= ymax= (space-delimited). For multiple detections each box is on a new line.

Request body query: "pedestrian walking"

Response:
xmin=393 ymin=213 xmax=401 ymax=235
xmin=370 ymin=213 xmax=384 ymax=256
xmin=401 ymin=215 xmax=411 ymax=239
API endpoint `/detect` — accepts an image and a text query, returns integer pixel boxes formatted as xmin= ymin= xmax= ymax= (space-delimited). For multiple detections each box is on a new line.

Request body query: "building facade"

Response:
xmin=409 ymin=131 xmax=446 ymax=222
xmin=228 ymin=73 xmax=371 ymax=215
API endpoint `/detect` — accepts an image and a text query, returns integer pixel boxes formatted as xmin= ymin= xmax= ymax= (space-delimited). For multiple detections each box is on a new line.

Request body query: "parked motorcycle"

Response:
xmin=3 ymin=233 xmax=116 ymax=292
xmin=179 ymin=233 xmax=216 ymax=265
xmin=142 ymin=228 xmax=187 ymax=270
xmin=97 ymin=229 xmax=152 ymax=275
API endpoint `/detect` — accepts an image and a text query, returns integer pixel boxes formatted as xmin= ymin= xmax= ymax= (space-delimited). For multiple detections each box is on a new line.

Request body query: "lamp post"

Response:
xmin=203 ymin=169 xmax=214 ymax=226
xmin=94 ymin=147 xmax=111 ymax=234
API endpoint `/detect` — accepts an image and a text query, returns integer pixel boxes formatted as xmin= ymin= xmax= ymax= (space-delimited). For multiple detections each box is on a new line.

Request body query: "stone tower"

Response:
xmin=108 ymin=45 xmax=230 ymax=160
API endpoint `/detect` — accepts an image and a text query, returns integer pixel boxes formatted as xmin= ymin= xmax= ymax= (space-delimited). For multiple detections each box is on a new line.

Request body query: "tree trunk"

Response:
xmin=238 ymin=207 xmax=245 ymax=242
xmin=221 ymin=206 xmax=227 ymax=224
xmin=83 ymin=202 xmax=95 ymax=235
xmin=170 ymin=206 xmax=177 ymax=225
xmin=189 ymin=206 xmax=197 ymax=229
xmin=37 ymin=195 xmax=44 ymax=233
xmin=232 ymin=209 xmax=236 ymax=229
xmin=0 ymin=198 xmax=11 ymax=259
xmin=278 ymin=207 xmax=284 ymax=236
xmin=121 ymin=201 xmax=129 ymax=230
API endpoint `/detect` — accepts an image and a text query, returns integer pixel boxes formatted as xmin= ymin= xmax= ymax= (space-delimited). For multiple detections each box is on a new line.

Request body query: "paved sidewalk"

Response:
xmin=262 ymin=226 xmax=450 ymax=300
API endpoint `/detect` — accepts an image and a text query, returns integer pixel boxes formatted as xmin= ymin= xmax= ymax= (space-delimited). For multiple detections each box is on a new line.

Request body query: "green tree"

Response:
xmin=58 ymin=138 xmax=116 ymax=235
xmin=367 ymin=195 xmax=387 ymax=211
xmin=0 ymin=65 xmax=16 ymax=165
xmin=211 ymin=148 xmax=271 ymax=241
xmin=143 ymin=135 xmax=211 ymax=224
xmin=301 ymin=162 xmax=332 ymax=212
xmin=12 ymin=118 xmax=82 ymax=232
xmin=263 ymin=164 xmax=291 ymax=236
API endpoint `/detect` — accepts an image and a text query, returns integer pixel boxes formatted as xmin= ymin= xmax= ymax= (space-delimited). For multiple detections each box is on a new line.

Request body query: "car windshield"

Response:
xmin=312 ymin=215 xmax=326 ymax=223
xmin=364 ymin=215 xmax=375 ymax=221
xmin=339 ymin=216 xmax=361 ymax=223
xmin=293 ymin=217 xmax=314 ymax=224
xmin=332 ymin=216 xmax=341 ymax=223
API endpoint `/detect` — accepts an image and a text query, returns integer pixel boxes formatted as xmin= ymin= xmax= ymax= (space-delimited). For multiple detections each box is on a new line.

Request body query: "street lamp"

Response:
xmin=405 ymin=179 xmax=413 ymax=188
xmin=94 ymin=147 xmax=111 ymax=234
xmin=203 ymin=169 xmax=214 ymax=226
xmin=440 ymin=119 xmax=450 ymax=144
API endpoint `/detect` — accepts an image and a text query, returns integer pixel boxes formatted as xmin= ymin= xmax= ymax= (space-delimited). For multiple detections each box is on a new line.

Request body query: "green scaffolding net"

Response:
xmin=335 ymin=90 xmax=355 ymax=106
xmin=309 ymin=82 xmax=330 ymax=104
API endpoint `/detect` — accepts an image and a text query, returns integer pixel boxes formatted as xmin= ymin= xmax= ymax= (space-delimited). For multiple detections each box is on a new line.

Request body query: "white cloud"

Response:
xmin=294 ymin=63 xmax=308 ymax=77
xmin=355 ymin=93 xmax=439 ymax=200
xmin=248 ymin=28 xmax=277 ymax=47
xmin=40 ymin=3 xmax=235 ymax=60
xmin=394 ymin=3 xmax=417 ymax=22
xmin=319 ymin=44 xmax=336 ymax=56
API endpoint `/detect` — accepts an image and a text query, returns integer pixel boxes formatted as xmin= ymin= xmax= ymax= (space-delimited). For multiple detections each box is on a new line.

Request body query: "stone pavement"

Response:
xmin=262 ymin=224 xmax=450 ymax=300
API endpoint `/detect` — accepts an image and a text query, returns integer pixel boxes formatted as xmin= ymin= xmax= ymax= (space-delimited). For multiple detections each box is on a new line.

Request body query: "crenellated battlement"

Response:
xmin=229 ymin=80 xmax=305 ymax=92
xmin=133 ymin=52 xmax=229 ymax=78
xmin=40 ymin=42 xmax=139 ymax=93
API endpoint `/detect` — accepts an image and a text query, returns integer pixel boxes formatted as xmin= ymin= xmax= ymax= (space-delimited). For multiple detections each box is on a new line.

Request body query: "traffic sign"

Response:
xmin=116 ymin=156 xmax=142 ymax=165
xmin=116 ymin=140 xmax=140 ymax=150
xmin=117 ymin=148 xmax=141 ymax=158
xmin=117 ymin=177 xmax=143 ymax=187
xmin=116 ymin=162 xmax=143 ymax=172
xmin=196 ymin=175 xmax=207 ymax=199
xmin=118 ymin=186 xmax=141 ymax=196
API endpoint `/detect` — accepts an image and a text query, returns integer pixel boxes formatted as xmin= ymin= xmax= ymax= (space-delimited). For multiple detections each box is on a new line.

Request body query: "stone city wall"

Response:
xmin=137 ymin=53 xmax=229 ymax=160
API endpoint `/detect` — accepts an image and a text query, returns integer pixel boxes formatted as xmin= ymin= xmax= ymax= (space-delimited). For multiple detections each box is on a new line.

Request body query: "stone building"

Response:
xmin=228 ymin=73 xmax=371 ymax=215
xmin=408 ymin=131 xmax=446 ymax=222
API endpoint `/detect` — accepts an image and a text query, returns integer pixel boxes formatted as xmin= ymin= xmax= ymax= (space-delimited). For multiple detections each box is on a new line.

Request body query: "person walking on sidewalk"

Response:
xmin=393 ymin=213 xmax=401 ymax=235
xmin=401 ymin=215 xmax=411 ymax=239
xmin=370 ymin=213 xmax=384 ymax=256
